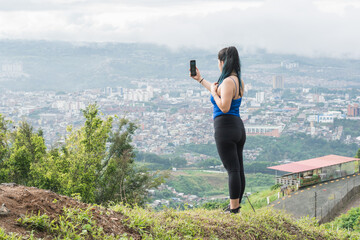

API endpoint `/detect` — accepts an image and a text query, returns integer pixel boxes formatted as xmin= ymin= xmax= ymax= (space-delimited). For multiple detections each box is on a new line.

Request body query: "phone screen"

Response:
xmin=190 ymin=60 xmax=196 ymax=76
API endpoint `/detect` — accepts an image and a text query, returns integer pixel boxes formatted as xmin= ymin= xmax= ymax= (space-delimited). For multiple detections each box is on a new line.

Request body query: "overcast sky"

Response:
xmin=0 ymin=0 xmax=360 ymax=58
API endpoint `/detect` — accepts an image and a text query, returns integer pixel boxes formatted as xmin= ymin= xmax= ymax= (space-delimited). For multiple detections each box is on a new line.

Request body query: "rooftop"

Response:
xmin=267 ymin=155 xmax=359 ymax=174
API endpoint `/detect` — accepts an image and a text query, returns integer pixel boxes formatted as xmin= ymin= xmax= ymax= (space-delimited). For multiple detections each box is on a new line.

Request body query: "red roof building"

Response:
xmin=267 ymin=155 xmax=360 ymax=187
xmin=268 ymin=155 xmax=358 ymax=173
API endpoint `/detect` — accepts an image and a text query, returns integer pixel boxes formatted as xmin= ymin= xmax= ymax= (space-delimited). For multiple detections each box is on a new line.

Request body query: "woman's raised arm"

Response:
xmin=190 ymin=67 xmax=211 ymax=92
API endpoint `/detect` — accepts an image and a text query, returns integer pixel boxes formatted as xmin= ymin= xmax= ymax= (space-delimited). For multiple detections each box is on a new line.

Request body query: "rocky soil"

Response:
xmin=0 ymin=183 xmax=141 ymax=239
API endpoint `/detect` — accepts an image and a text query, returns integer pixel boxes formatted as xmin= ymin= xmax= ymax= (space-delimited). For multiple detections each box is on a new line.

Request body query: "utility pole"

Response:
xmin=314 ymin=192 xmax=317 ymax=218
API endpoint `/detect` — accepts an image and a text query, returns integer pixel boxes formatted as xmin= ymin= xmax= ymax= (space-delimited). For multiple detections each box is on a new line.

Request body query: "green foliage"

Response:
xmin=135 ymin=152 xmax=187 ymax=170
xmin=177 ymin=134 xmax=358 ymax=174
xmin=165 ymin=172 xmax=274 ymax=199
xmin=112 ymin=203 xmax=359 ymax=239
xmin=170 ymin=156 xmax=187 ymax=168
xmin=334 ymin=119 xmax=360 ymax=138
xmin=17 ymin=207 xmax=130 ymax=239
xmin=300 ymin=174 xmax=321 ymax=186
xmin=154 ymin=189 xmax=176 ymax=199
xmin=325 ymin=207 xmax=360 ymax=232
xmin=167 ymin=175 xmax=213 ymax=197
xmin=18 ymin=211 xmax=51 ymax=232
xmin=241 ymin=188 xmax=280 ymax=211
xmin=176 ymin=143 xmax=219 ymax=158
xmin=199 ymin=185 xmax=280 ymax=211
xmin=0 ymin=227 xmax=23 ymax=240
xmin=244 ymin=173 xmax=275 ymax=193
xmin=0 ymin=121 xmax=46 ymax=185
xmin=96 ymin=116 xmax=167 ymax=205
xmin=244 ymin=161 xmax=275 ymax=174
xmin=60 ymin=104 xmax=114 ymax=203
xmin=195 ymin=157 xmax=221 ymax=168
xmin=270 ymin=183 xmax=282 ymax=190
xmin=0 ymin=114 xmax=11 ymax=182
xmin=200 ymin=199 xmax=229 ymax=210
xmin=249 ymin=133 xmax=358 ymax=162
xmin=0 ymin=104 xmax=165 ymax=206
xmin=0 ymin=114 xmax=10 ymax=163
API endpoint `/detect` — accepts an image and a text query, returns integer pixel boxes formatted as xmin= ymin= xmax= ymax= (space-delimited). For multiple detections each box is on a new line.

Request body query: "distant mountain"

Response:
xmin=0 ymin=40 xmax=359 ymax=91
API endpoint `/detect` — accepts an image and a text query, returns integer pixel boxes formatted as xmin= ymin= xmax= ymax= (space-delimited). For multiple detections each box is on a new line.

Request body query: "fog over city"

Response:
xmin=0 ymin=0 xmax=360 ymax=58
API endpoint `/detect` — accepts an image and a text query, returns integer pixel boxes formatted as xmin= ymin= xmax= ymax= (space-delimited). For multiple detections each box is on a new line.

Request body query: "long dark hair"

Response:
xmin=217 ymin=46 xmax=242 ymax=96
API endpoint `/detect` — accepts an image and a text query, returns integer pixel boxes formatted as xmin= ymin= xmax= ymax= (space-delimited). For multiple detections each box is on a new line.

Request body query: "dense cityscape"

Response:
xmin=1 ymin=42 xmax=360 ymax=208
xmin=1 ymin=66 xmax=359 ymax=162
xmin=1 ymin=0 xmax=360 ymax=238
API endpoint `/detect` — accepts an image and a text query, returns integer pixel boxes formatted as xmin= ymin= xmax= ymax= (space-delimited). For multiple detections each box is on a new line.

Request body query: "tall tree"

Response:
xmin=1 ymin=121 xmax=46 ymax=185
xmin=0 ymin=114 xmax=11 ymax=182
xmin=1 ymin=105 xmax=166 ymax=206
xmin=96 ymin=117 xmax=166 ymax=206
xmin=61 ymin=104 xmax=113 ymax=203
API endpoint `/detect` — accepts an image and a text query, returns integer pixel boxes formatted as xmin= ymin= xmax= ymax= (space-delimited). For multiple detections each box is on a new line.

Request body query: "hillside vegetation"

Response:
xmin=0 ymin=106 xmax=165 ymax=207
xmin=165 ymin=170 xmax=274 ymax=198
xmin=113 ymin=204 xmax=360 ymax=240
xmin=1 ymin=184 xmax=359 ymax=240
xmin=173 ymin=135 xmax=358 ymax=174
xmin=324 ymin=206 xmax=360 ymax=233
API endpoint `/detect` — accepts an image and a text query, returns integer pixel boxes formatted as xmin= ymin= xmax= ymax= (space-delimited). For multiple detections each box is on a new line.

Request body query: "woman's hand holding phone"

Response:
xmin=189 ymin=60 xmax=202 ymax=82
xmin=189 ymin=67 xmax=202 ymax=82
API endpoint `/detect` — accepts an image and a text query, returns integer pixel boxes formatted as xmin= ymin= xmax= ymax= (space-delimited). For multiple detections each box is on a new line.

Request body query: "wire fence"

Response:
xmin=271 ymin=173 xmax=360 ymax=223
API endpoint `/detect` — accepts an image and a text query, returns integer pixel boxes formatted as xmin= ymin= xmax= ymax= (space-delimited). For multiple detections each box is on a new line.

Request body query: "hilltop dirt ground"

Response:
xmin=0 ymin=183 xmax=141 ymax=239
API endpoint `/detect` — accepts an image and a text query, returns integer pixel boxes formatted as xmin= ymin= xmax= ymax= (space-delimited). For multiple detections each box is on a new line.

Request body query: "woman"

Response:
xmin=190 ymin=46 xmax=246 ymax=214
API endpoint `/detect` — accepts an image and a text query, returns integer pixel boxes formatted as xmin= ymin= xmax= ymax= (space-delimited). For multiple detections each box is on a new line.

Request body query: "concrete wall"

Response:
xmin=319 ymin=184 xmax=360 ymax=224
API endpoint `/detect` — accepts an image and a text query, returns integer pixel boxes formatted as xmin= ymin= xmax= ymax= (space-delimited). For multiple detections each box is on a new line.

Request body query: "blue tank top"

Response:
xmin=210 ymin=77 xmax=242 ymax=119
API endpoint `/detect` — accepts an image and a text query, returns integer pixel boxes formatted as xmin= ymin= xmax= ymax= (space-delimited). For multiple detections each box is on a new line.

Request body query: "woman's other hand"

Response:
xmin=210 ymin=82 xmax=218 ymax=95
xmin=190 ymin=67 xmax=202 ymax=82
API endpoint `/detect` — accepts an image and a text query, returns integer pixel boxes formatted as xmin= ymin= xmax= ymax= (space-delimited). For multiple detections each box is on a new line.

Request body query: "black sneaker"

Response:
xmin=230 ymin=206 xmax=241 ymax=214
xmin=223 ymin=205 xmax=241 ymax=214
xmin=223 ymin=204 xmax=230 ymax=211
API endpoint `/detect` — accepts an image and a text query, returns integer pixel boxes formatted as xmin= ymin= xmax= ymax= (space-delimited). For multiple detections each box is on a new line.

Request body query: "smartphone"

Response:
xmin=190 ymin=60 xmax=196 ymax=76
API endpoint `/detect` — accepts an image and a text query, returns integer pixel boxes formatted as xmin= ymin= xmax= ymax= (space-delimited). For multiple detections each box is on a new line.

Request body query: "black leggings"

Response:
xmin=214 ymin=115 xmax=246 ymax=200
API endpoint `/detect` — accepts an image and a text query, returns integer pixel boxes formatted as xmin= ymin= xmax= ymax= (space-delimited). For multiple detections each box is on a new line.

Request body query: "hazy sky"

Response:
xmin=0 ymin=0 xmax=360 ymax=58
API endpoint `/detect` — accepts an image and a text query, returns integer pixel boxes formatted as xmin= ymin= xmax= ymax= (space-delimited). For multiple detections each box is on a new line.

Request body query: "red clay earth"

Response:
xmin=0 ymin=183 xmax=141 ymax=239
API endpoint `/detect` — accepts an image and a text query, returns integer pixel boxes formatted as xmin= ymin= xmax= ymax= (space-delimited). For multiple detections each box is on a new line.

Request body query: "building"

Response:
xmin=256 ymin=92 xmax=265 ymax=103
xmin=272 ymin=75 xmax=284 ymax=89
xmin=347 ymin=104 xmax=359 ymax=117
xmin=281 ymin=61 xmax=299 ymax=69
xmin=267 ymin=155 xmax=360 ymax=188
xmin=307 ymin=111 xmax=342 ymax=123
xmin=245 ymin=125 xmax=283 ymax=137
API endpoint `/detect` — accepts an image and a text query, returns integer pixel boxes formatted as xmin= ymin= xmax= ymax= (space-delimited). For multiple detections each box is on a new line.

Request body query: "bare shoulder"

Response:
xmin=223 ymin=76 xmax=237 ymax=84
xmin=219 ymin=78 xmax=234 ymax=89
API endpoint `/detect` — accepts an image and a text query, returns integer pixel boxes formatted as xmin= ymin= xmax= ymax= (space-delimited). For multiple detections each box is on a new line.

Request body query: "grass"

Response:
xmin=2 ymin=202 xmax=360 ymax=239
xmin=241 ymin=187 xmax=280 ymax=211
xmin=0 ymin=228 xmax=24 ymax=240
xmin=166 ymin=170 xmax=275 ymax=198
xmin=14 ymin=206 xmax=131 ymax=240
xmin=112 ymin=203 xmax=360 ymax=239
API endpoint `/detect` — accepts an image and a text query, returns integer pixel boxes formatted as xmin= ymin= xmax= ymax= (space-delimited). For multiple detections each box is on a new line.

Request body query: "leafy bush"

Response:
xmin=324 ymin=206 xmax=360 ymax=232
xmin=0 ymin=104 xmax=166 ymax=206
xmin=271 ymin=183 xmax=282 ymax=190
